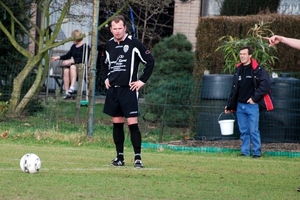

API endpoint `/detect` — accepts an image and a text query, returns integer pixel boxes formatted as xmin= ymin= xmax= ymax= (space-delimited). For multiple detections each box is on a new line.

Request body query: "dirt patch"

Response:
xmin=166 ymin=140 xmax=300 ymax=152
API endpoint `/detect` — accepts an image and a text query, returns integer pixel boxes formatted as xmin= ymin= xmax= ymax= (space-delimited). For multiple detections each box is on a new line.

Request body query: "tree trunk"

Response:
xmin=2 ymin=0 xmax=129 ymax=118
xmin=7 ymin=53 xmax=45 ymax=117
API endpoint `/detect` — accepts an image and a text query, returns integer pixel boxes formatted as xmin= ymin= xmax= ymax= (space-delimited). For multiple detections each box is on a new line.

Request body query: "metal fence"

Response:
xmin=1 ymin=62 xmax=300 ymax=144
xmin=196 ymin=73 xmax=300 ymax=143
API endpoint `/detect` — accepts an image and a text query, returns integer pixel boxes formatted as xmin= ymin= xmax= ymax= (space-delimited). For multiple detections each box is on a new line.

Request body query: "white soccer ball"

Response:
xmin=20 ymin=153 xmax=42 ymax=174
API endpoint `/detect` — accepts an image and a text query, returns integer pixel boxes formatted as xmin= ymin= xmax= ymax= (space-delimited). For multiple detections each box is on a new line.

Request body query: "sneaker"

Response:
xmin=63 ymin=89 xmax=74 ymax=99
xmin=253 ymin=155 xmax=261 ymax=158
xmin=111 ymin=158 xmax=125 ymax=166
xmin=67 ymin=89 xmax=74 ymax=94
xmin=134 ymin=159 xmax=143 ymax=168
xmin=63 ymin=93 xmax=71 ymax=99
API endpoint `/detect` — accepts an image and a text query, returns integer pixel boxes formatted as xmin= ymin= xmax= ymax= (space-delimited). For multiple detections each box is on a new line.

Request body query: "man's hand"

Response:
xmin=247 ymin=98 xmax=255 ymax=104
xmin=224 ymin=106 xmax=231 ymax=114
xmin=129 ymin=80 xmax=144 ymax=91
xmin=263 ymin=35 xmax=283 ymax=47
xmin=62 ymin=59 xmax=74 ymax=66
xmin=104 ymin=78 xmax=111 ymax=89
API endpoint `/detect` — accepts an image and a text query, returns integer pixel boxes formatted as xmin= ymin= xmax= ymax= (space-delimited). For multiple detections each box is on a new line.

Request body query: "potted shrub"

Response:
xmin=216 ymin=20 xmax=278 ymax=74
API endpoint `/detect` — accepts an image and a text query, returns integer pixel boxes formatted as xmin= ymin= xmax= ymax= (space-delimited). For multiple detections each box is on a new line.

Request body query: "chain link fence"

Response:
xmin=1 ymin=62 xmax=300 ymax=144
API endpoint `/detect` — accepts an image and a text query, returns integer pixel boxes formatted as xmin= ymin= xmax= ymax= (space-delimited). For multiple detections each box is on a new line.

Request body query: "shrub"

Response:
xmin=215 ymin=21 xmax=278 ymax=74
xmin=143 ymin=33 xmax=194 ymax=127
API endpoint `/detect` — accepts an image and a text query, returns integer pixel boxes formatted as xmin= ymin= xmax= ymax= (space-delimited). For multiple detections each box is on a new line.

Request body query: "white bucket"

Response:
xmin=218 ymin=112 xmax=235 ymax=135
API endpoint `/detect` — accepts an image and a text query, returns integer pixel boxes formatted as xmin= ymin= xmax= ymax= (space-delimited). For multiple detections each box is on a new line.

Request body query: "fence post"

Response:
xmin=87 ymin=0 xmax=100 ymax=137
xmin=159 ymin=93 xmax=168 ymax=143
xmin=75 ymin=64 xmax=84 ymax=123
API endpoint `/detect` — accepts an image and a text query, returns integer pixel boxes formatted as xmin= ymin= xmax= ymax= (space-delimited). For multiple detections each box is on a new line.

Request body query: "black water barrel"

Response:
xmin=260 ymin=109 xmax=300 ymax=142
xmin=200 ymin=74 xmax=233 ymax=100
xmin=196 ymin=74 xmax=238 ymax=140
xmin=260 ymin=76 xmax=300 ymax=143
xmin=271 ymin=77 xmax=300 ymax=100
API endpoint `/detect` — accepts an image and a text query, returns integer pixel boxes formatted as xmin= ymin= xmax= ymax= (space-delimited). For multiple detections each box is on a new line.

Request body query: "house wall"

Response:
xmin=173 ymin=0 xmax=201 ymax=51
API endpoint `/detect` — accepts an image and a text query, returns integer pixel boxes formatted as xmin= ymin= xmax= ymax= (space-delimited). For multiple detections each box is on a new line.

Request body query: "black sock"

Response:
xmin=128 ymin=123 xmax=142 ymax=160
xmin=113 ymin=123 xmax=124 ymax=160
xmin=134 ymin=153 xmax=141 ymax=160
xmin=118 ymin=153 xmax=124 ymax=161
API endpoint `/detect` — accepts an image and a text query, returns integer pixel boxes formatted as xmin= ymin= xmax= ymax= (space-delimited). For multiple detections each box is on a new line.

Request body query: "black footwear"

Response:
xmin=253 ymin=155 xmax=261 ymax=158
xmin=134 ymin=159 xmax=143 ymax=168
xmin=63 ymin=89 xmax=74 ymax=99
xmin=111 ymin=158 xmax=125 ymax=166
xmin=240 ymin=154 xmax=247 ymax=156
xmin=63 ymin=93 xmax=71 ymax=99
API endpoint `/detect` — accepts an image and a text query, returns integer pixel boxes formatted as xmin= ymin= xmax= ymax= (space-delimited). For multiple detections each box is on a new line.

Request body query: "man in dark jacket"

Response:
xmin=225 ymin=46 xmax=273 ymax=158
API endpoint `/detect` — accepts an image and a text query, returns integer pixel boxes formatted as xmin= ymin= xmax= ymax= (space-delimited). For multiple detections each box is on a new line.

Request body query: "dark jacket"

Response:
xmin=60 ymin=43 xmax=91 ymax=64
xmin=226 ymin=58 xmax=274 ymax=111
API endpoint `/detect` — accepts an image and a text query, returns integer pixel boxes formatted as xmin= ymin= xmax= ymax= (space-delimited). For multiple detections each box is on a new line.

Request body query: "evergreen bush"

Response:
xmin=143 ymin=33 xmax=194 ymax=127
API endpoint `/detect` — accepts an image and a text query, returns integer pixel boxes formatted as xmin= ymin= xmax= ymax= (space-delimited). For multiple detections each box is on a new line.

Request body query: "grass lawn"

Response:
xmin=0 ymin=139 xmax=300 ymax=200
xmin=0 ymin=100 xmax=299 ymax=199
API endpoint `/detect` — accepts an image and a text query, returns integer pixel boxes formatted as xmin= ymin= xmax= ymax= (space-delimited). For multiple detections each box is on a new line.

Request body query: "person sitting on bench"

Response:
xmin=51 ymin=30 xmax=90 ymax=99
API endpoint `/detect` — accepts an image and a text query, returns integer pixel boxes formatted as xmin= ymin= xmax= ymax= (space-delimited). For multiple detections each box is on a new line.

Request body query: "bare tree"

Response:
xmin=130 ymin=0 xmax=174 ymax=46
xmin=0 ymin=0 xmax=171 ymax=117
xmin=98 ymin=0 xmax=174 ymax=47
xmin=0 ymin=0 xmax=128 ymax=117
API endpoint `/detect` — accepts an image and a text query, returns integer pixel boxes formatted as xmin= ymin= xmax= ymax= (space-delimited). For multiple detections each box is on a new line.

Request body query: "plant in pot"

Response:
xmin=216 ymin=20 xmax=278 ymax=74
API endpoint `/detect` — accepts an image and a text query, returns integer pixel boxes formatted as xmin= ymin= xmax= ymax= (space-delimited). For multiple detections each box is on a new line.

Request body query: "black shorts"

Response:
xmin=103 ymin=87 xmax=139 ymax=118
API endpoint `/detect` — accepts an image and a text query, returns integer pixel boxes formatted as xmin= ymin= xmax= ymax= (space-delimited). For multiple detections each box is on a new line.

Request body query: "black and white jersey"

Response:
xmin=101 ymin=34 xmax=155 ymax=87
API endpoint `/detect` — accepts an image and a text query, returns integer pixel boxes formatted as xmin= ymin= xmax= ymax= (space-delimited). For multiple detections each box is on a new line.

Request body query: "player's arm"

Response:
xmin=266 ymin=35 xmax=300 ymax=50
xmin=280 ymin=36 xmax=300 ymax=50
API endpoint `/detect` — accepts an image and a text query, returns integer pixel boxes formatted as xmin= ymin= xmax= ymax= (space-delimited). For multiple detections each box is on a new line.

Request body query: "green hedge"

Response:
xmin=194 ymin=14 xmax=300 ymax=78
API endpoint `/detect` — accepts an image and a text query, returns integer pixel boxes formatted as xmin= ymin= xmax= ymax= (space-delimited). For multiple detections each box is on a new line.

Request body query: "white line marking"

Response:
xmin=0 ymin=167 xmax=163 ymax=171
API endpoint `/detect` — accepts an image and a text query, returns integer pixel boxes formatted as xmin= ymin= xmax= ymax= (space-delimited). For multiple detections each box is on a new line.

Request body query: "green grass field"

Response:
xmin=1 ymin=139 xmax=300 ymax=200
xmin=0 ymin=101 xmax=299 ymax=199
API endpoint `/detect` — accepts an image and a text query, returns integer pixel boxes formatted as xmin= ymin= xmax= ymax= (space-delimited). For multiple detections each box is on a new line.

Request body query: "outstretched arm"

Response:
xmin=265 ymin=35 xmax=300 ymax=50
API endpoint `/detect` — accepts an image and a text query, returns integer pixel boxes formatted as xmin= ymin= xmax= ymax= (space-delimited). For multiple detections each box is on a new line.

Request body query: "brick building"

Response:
xmin=173 ymin=0 xmax=201 ymax=51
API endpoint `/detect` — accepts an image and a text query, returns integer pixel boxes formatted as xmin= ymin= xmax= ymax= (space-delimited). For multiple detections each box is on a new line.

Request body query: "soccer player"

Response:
xmin=101 ymin=15 xmax=155 ymax=168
